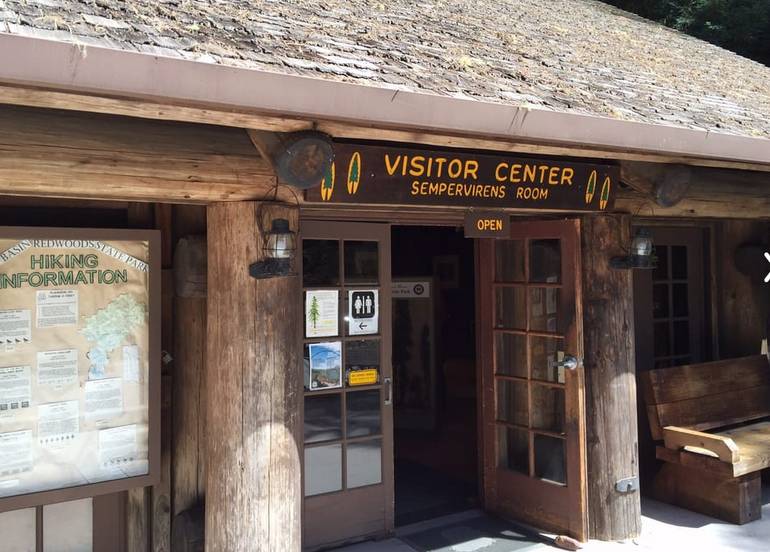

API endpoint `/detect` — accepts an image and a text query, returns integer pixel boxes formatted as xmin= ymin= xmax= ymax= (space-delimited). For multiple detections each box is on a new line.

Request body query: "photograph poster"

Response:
xmin=306 ymin=341 xmax=342 ymax=390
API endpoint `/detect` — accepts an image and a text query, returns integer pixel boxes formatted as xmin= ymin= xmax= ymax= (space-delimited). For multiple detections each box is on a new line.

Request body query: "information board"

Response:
xmin=0 ymin=227 xmax=159 ymax=511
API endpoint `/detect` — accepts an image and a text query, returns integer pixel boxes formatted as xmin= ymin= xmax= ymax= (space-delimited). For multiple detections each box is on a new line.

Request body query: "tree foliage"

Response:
xmin=605 ymin=1 xmax=770 ymax=65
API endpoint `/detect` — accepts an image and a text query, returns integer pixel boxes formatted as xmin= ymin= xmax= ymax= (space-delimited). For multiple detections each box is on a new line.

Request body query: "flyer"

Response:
xmin=38 ymin=400 xmax=79 ymax=447
xmin=98 ymin=424 xmax=138 ymax=468
xmin=348 ymin=289 xmax=379 ymax=336
xmin=0 ymin=309 xmax=31 ymax=345
xmin=0 ymin=365 xmax=32 ymax=414
xmin=122 ymin=345 xmax=141 ymax=382
xmin=84 ymin=378 xmax=123 ymax=420
xmin=37 ymin=349 xmax=78 ymax=388
xmin=0 ymin=430 xmax=33 ymax=477
xmin=36 ymin=289 xmax=78 ymax=328
xmin=306 ymin=341 xmax=342 ymax=390
xmin=305 ymin=290 xmax=339 ymax=338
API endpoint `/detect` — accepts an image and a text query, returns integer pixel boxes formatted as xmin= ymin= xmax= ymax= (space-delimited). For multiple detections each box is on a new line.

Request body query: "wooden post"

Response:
xmin=582 ymin=215 xmax=642 ymax=541
xmin=205 ymin=202 xmax=301 ymax=552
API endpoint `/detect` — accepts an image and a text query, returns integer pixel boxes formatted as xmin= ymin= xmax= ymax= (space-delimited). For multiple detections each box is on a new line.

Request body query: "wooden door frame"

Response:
xmin=299 ymin=220 xmax=394 ymax=551
xmin=477 ymin=219 xmax=588 ymax=541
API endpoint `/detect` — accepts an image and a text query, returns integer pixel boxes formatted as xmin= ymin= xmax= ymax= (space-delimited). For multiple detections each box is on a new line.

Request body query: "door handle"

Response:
xmin=384 ymin=377 xmax=393 ymax=406
xmin=556 ymin=352 xmax=579 ymax=371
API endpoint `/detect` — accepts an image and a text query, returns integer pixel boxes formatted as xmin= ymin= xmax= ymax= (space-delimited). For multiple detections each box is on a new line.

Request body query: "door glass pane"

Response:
xmin=495 ymin=240 xmax=526 ymax=282
xmin=344 ymin=241 xmax=379 ymax=284
xmin=495 ymin=287 xmax=526 ymax=329
xmin=530 ymin=239 xmax=561 ymax=283
xmin=653 ymin=284 xmax=669 ymax=318
xmin=531 ymin=336 xmax=563 ymax=383
xmin=0 ymin=508 xmax=35 ymax=552
xmin=305 ymin=443 xmax=343 ymax=496
xmin=495 ymin=333 xmax=527 ymax=378
xmin=345 ymin=340 xmax=380 ymax=387
xmin=653 ymin=245 xmax=669 ymax=281
xmin=672 ymin=283 xmax=688 ymax=316
xmin=43 ymin=498 xmax=93 ymax=552
xmin=534 ymin=434 xmax=566 ymax=484
xmin=304 ymin=394 xmax=342 ymax=443
xmin=496 ymin=380 xmax=528 ymax=426
xmin=674 ymin=321 xmax=690 ymax=355
xmin=347 ymin=439 xmax=382 ymax=488
xmin=531 ymin=385 xmax=565 ymax=433
xmin=671 ymin=246 xmax=688 ymax=279
xmin=498 ymin=426 xmax=528 ymax=474
xmin=529 ymin=288 xmax=559 ymax=332
xmin=303 ymin=239 xmax=340 ymax=286
xmin=654 ymin=322 xmax=671 ymax=356
xmin=347 ymin=390 xmax=381 ymax=438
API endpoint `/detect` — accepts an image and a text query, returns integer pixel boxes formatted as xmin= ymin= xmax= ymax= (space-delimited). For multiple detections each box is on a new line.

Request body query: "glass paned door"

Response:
xmin=479 ymin=219 xmax=587 ymax=541
xmin=300 ymin=222 xmax=393 ymax=551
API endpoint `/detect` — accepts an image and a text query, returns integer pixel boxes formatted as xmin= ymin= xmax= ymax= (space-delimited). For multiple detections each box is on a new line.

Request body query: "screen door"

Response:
xmin=478 ymin=219 xmax=588 ymax=541
xmin=300 ymin=221 xmax=393 ymax=551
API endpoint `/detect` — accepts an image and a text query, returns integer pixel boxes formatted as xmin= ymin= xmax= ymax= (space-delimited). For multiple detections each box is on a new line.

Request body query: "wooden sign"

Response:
xmin=305 ymin=142 xmax=618 ymax=211
xmin=464 ymin=212 xmax=510 ymax=239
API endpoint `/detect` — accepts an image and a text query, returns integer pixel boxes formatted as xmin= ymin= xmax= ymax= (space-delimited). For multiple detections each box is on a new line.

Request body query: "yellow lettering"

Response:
xmin=548 ymin=167 xmax=560 ymax=185
xmin=385 ymin=155 xmax=401 ymax=176
xmin=411 ymin=181 xmax=420 ymax=195
xmin=510 ymin=164 xmax=522 ymax=183
xmin=434 ymin=158 xmax=447 ymax=178
xmin=495 ymin=162 xmax=508 ymax=182
xmin=465 ymin=160 xmax=479 ymax=180
xmin=523 ymin=164 xmax=537 ymax=183
xmin=516 ymin=186 xmax=524 ymax=199
xmin=538 ymin=165 xmax=549 ymax=183
xmin=448 ymin=159 xmax=463 ymax=179
xmin=561 ymin=167 xmax=574 ymax=186
xmin=409 ymin=156 xmax=426 ymax=177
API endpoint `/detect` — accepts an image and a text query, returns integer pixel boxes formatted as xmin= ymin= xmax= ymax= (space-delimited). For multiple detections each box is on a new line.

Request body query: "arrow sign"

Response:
xmin=765 ymin=252 xmax=770 ymax=283
xmin=348 ymin=289 xmax=379 ymax=335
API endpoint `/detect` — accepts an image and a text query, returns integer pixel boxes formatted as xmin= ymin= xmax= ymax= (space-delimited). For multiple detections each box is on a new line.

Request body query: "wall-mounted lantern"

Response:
xmin=610 ymin=228 xmax=656 ymax=270
xmin=249 ymin=218 xmax=297 ymax=279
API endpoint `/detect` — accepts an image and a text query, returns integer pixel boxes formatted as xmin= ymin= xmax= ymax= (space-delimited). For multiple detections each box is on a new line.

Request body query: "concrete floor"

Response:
xmin=333 ymin=485 xmax=770 ymax=552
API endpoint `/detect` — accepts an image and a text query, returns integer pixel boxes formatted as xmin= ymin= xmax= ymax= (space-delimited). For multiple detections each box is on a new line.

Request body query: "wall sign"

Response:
xmin=392 ymin=281 xmax=431 ymax=299
xmin=306 ymin=142 xmax=618 ymax=211
xmin=464 ymin=212 xmax=510 ymax=239
xmin=0 ymin=227 xmax=160 ymax=512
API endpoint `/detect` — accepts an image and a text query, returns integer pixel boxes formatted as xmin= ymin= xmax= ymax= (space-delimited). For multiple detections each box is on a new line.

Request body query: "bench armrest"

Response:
xmin=662 ymin=426 xmax=740 ymax=464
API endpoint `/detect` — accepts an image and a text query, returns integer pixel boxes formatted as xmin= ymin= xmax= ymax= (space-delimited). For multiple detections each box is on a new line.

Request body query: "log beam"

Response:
xmin=618 ymin=162 xmax=770 ymax=218
xmin=582 ymin=215 xmax=642 ymax=540
xmin=0 ymin=104 xmax=285 ymax=204
xmin=205 ymin=202 xmax=301 ymax=552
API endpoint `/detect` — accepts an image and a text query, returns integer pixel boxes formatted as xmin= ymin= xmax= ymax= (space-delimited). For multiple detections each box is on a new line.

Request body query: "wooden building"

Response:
xmin=0 ymin=1 xmax=768 ymax=550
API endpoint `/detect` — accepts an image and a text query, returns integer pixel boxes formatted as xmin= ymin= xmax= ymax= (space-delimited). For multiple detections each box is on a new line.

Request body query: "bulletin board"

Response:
xmin=0 ymin=227 xmax=160 ymax=511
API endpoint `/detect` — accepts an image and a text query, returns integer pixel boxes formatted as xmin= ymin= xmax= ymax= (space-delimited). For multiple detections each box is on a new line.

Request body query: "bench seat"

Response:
xmin=640 ymin=355 xmax=770 ymax=524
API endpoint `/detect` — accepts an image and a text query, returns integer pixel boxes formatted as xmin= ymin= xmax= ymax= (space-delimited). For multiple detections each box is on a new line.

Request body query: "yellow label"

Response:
xmin=348 ymin=369 xmax=378 ymax=386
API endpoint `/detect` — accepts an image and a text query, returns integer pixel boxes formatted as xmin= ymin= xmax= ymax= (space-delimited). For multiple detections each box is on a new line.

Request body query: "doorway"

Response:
xmin=391 ymin=226 xmax=479 ymax=527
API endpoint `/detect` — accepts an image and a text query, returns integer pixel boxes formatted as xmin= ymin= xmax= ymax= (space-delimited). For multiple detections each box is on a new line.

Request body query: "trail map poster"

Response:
xmin=0 ymin=228 xmax=158 ymax=507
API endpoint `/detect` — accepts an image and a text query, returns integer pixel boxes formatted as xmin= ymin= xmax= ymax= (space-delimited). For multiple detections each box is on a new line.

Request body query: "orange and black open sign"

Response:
xmin=305 ymin=142 xmax=618 ymax=212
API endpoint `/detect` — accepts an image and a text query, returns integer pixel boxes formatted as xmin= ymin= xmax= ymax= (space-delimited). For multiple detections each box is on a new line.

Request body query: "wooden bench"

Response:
xmin=640 ymin=355 xmax=770 ymax=524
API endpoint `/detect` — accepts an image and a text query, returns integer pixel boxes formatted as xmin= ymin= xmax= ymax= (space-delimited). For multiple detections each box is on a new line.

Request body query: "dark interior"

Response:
xmin=391 ymin=225 xmax=479 ymax=527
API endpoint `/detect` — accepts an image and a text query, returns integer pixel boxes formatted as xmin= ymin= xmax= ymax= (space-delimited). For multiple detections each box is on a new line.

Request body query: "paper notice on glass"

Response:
xmin=305 ymin=290 xmax=339 ymax=338
xmin=36 ymin=289 xmax=78 ymax=328
xmin=38 ymin=400 xmax=79 ymax=448
xmin=98 ymin=425 xmax=137 ymax=468
xmin=307 ymin=341 xmax=342 ymax=390
xmin=84 ymin=378 xmax=123 ymax=420
xmin=0 ymin=365 xmax=32 ymax=414
xmin=0 ymin=309 xmax=31 ymax=345
xmin=37 ymin=349 xmax=78 ymax=388
xmin=122 ymin=345 xmax=141 ymax=382
xmin=0 ymin=430 xmax=33 ymax=477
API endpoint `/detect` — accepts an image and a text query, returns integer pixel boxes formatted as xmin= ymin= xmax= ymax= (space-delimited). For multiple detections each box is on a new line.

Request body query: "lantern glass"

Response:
xmin=264 ymin=219 xmax=296 ymax=260
xmin=631 ymin=229 xmax=653 ymax=257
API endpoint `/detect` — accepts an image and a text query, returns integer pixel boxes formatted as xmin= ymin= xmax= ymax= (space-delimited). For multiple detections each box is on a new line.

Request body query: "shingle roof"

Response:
xmin=1 ymin=0 xmax=769 ymax=140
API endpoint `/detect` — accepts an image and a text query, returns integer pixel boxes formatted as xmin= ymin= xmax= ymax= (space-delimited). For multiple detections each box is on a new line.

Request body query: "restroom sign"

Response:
xmin=349 ymin=290 xmax=378 ymax=335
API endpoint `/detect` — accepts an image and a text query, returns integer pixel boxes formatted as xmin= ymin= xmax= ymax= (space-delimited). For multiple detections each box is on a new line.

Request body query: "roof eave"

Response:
xmin=0 ymin=31 xmax=768 ymax=167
